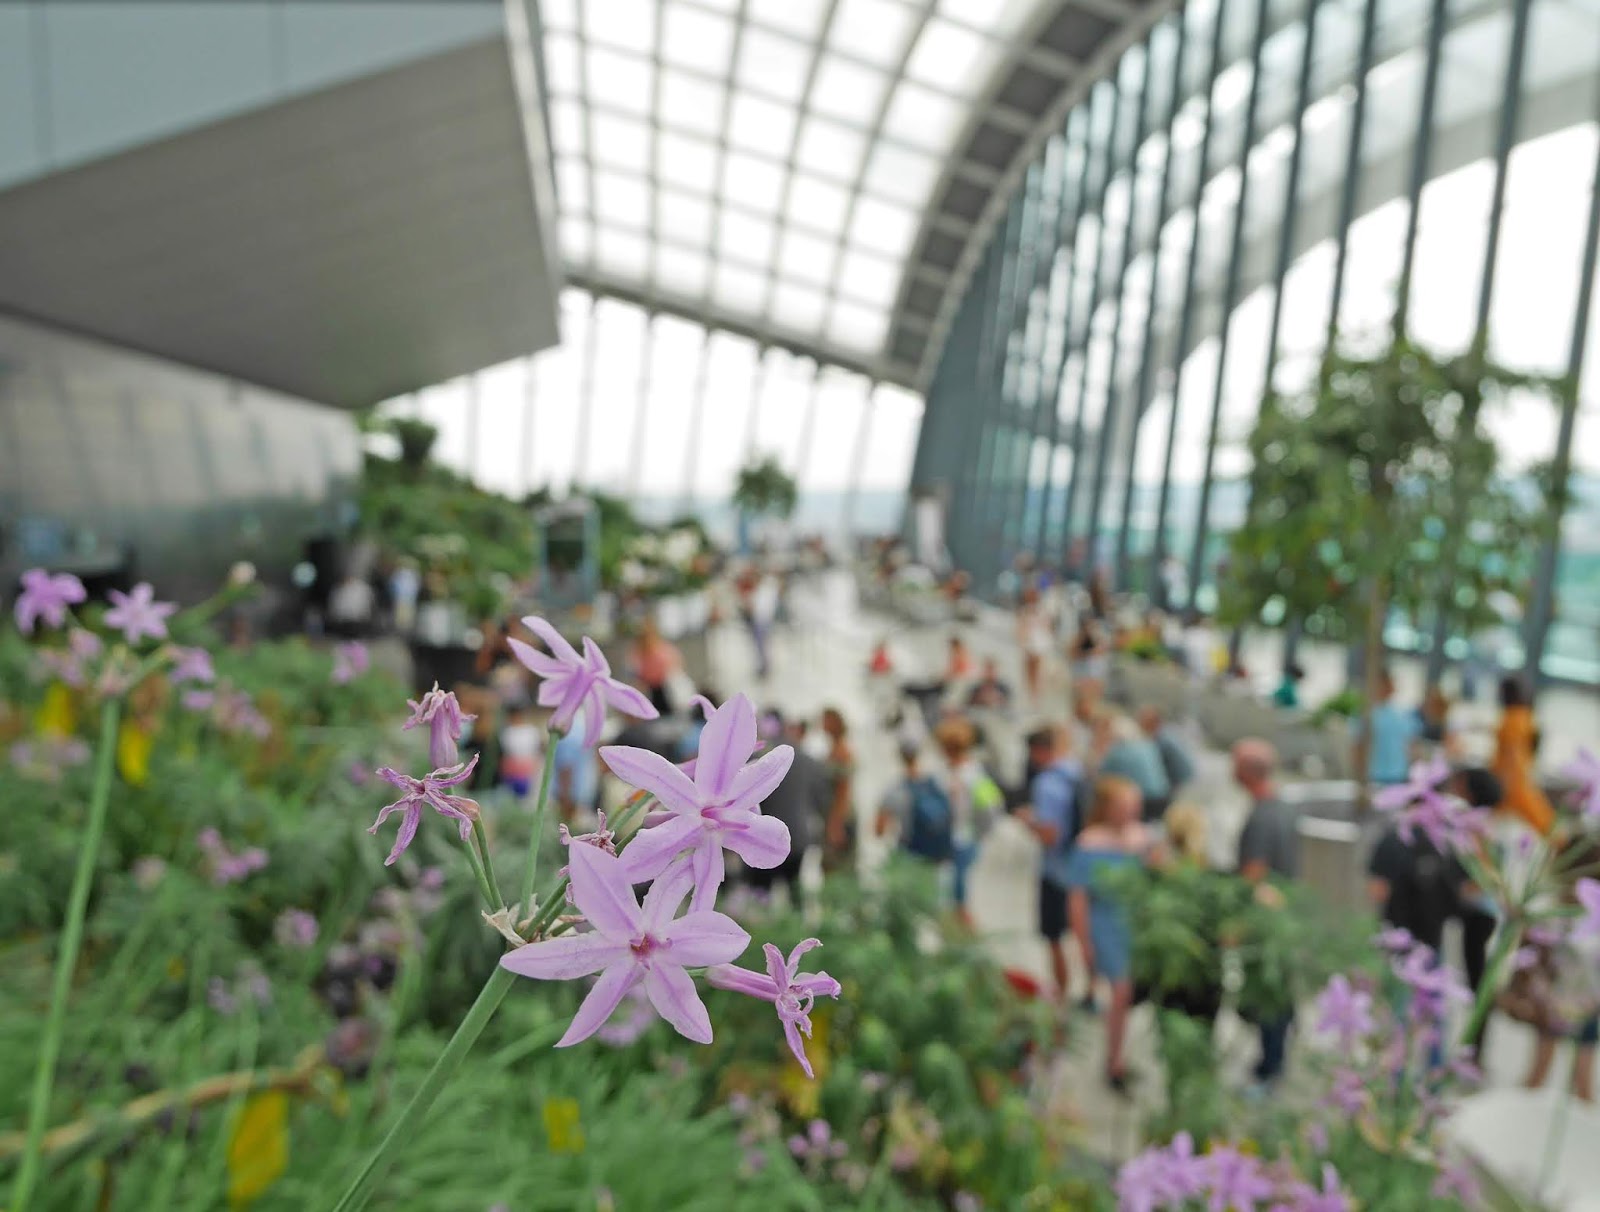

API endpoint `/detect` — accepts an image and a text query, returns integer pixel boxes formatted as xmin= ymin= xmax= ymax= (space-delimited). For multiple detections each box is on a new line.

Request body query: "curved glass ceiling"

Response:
xmin=538 ymin=0 xmax=1055 ymax=372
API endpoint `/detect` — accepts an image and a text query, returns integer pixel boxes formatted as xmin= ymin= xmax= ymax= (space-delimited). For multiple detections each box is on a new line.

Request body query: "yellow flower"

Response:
xmin=227 ymin=1090 xmax=289 ymax=1208
xmin=117 ymin=721 xmax=152 ymax=786
xmin=35 ymin=683 xmax=77 ymax=738
xmin=166 ymin=956 xmax=186 ymax=981
xmin=542 ymin=1098 xmax=586 ymax=1154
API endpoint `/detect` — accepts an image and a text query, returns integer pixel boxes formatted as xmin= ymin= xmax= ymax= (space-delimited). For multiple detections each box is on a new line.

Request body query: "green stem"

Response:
xmin=472 ymin=818 xmax=504 ymax=909
xmin=1461 ymin=923 xmax=1521 ymax=1049
xmin=11 ymin=698 xmax=122 ymax=1212
xmin=329 ymin=964 xmax=516 ymax=1212
xmin=460 ymin=839 xmax=497 ymax=913
xmin=518 ymin=730 xmax=562 ymax=917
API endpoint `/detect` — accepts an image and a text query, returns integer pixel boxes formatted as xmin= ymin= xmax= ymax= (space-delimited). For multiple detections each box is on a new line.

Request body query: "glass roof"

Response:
xmin=538 ymin=0 xmax=1064 ymax=372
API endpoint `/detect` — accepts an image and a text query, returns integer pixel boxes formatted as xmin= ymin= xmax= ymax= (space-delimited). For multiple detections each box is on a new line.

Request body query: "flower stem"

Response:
xmin=1460 ymin=924 xmax=1520 ymax=1049
xmin=329 ymin=964 xmax=516 ymax=1212
xmin=517 ymin=728 xmax=562 ymax=917
xmin=472 ymin=818 xmax=504 ymax=909
xmin=12 ymin=698 xmax=122 ymax=1212
xmin=461 ymin=837 xmax=497 ymax=911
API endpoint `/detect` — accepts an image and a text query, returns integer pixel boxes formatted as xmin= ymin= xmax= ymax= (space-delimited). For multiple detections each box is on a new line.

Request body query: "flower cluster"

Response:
xmin=1561 ymin=747 xmax=1600 ymax=820
xmin=197 ymin=827 xmax=269 ymax=885
xmin=1372 ymin=755 xmax=1488 ymax=855
xmin=36 ymin=629 xmax=104 ymax=688
xmin=507 ymin=615 xmax=658 ymax=737
xmin=332 ymin=641 xmax=370 ymax=686
xmin=14 ymin=569 xmax=87 ymax=633
xmin=103 ymin=583 xmax=177 ymax=645
xmin=1116 ymin=1135 xmax=1354 ymax=1212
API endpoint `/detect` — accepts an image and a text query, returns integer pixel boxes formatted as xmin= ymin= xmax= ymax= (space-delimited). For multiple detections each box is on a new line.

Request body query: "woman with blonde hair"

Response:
xmin=933 ymin=715 xmax=1003 ymax=927
xmin=1163 ymin=801 xmax=1209 ymax=867
xmin=1065 ymin=775 xmax=1160 ymax=1091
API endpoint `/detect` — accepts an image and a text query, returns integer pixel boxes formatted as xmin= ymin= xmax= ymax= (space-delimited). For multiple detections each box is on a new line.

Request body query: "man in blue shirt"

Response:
xmin=1020 ymin=724 xmax=1084 ymax=1001
xmin=1355 ymin=670 xmax=1422 ymax=785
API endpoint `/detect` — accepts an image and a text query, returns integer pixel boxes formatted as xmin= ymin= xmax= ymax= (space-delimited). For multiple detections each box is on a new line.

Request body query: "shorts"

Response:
xmin=1039 ymin=878 xmax=1069 ymax=942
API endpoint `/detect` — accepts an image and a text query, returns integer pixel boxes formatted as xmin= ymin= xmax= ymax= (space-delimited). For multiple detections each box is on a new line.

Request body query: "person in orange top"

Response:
xmin=629 ymin=616 xmax=681 ymax=716
xmin=1493 ymin=674 xmax=1553 ymax=835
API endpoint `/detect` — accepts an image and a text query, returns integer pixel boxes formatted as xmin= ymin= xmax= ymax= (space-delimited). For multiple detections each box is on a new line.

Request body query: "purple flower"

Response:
xmin=332 ymin=641 xmax=370 ymax=686
xmin=168 ymin=646 xmax=214 ymax=686
xmin=1116 ymin=1133 xmax=1206 ymax=1212
xmin=403 ymin=684 xmax=474 ymax=767
xmin=507 ymin=616 xmax=658 ymax=739
xmin=1575 ymin=877 xmax=1600 ymax=941
xmin=1274 ymin=1164 xmax=1351 ymax=1212
xmin=1431 ymin=1161 xmax=1481 ymax=1205
xmin=1303 ymin=1121 xmax=1329 ymax=1153
xmin=182 ymin=689 xmax=215 ymax=712
xmin=787 ymin=1120 xmax=848 ymax=1163
xmin=601 ymin=693 xmax=792 ymax=911
xmin=1374 ymin=755 xmax=1486 ymax=854
xmin=14 ymin=568 xmax=86 ymax=633
xmin=1311 ymin=975 xmax=1375 ymax=1050
xmin=499 ymin=844 xmax=749 ymax=1046
xmin=1323 ymin=1068 xmax=1368 ymax=1116
xmin=1203 ymin=1146 xmax=1276 ymax=1212
xmin=208 ymin=977 xmax=238 ymax=1016
xmin=1374 ymin=925 xmax=1415 ymax=953
xmin=1561 ymin=747 xmax=1600 ymax=819
xmin=368 ymin=758 xmax=481 ymax=866
xmin=558 ymin=811 xmax=618 ymax=902
xmin=103 ymin=582 xmax=176 ymax=644
xmin=1526 ymin=920 xmax=1565 ymax=947
xmin=197 ymin=827 xmax=269 ymax=885
xmin=1393 ymin=945 xmax=1470 ymax=1024
xmin=275 ymin=909 xmax=320 ymax=948
xmin=707 ymin=939 xmax=842 ymax=1079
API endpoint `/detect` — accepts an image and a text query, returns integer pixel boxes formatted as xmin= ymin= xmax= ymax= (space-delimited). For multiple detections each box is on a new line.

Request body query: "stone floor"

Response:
xmin=696 ymin=569 xmax=1596 ymax=1167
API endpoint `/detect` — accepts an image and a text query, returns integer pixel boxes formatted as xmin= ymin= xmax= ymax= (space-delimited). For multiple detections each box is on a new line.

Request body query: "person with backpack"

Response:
xmin=934 ymin=716 xmax=1004 ymax=928
xmin=876 ymin=743 xmax=953 ymax=864
xmin=1019 ymin=724 xmax=1085 ymax=1002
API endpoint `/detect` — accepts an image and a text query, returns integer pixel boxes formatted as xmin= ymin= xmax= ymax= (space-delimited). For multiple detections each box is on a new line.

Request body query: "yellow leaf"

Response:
xmin=35 ymin=683 xmax=77 ymax=738
xmin=116 ymin=722 xmax=152 ymax=786
xmin=542 ymin=1098 xmax=585 ymax=1154
xmin=227 ymin=1090 xmax=289 ymax=1208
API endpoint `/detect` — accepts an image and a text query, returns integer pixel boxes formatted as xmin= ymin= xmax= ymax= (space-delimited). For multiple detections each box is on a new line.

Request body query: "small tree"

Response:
xmin=1220 ymin=333 xmax=1560 ymax=802
xmin=732 ymin=457 xmax=799 ymax=521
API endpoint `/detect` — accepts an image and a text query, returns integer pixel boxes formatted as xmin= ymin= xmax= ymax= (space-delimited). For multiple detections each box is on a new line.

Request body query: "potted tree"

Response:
xmin=732 ymin=457 xmax=798 ymax=554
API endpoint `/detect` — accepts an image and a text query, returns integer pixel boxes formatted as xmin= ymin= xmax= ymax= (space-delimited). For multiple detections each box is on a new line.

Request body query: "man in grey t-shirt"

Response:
xmin=1233 ymin=738 xmax=1299 ymax=881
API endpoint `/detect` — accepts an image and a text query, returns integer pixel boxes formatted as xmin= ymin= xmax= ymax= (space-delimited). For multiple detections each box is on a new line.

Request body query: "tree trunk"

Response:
xmin=1357 ymin=572 xmax=1388 ymax=816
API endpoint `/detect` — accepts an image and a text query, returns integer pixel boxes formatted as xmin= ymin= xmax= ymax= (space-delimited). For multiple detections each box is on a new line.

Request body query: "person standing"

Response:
xmin=1493 ymin=674 xmax=1553 ymax=835
xmin=1095 ymin=712 xmax=1172 ymax=824
xmin=629 ymin=616 xmax=682 ymax=716
xmin=1138 ymin=705 xmax=1196 ymax=793
xmin=748 ymin=709 xmax=830 ymax=905
xmin=933 ymin=716 xmax=1003 ymax=929
xmin=1354 ymin=670 xmax=1423 ymax=787
xmin=1232 ymin=739 xmax=1299 ymax=1086
xmin=1065 ymin=775 xmax=1158 ymax=1091
xmin=1020 ymin=725 xmax=1085 ymax=1002
xmin=1017 ymin=586 xmax=1050 ymax=703
xmin=819 ymin=707 xmax=856 ymax=876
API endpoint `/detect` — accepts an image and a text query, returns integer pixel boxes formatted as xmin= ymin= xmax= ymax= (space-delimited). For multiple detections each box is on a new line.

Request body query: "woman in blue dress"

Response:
xmin=1066 ymin=774 xmax=1161 ymax=1092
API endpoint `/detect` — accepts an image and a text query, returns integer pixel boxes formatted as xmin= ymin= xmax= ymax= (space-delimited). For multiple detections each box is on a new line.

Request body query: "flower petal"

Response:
xmin=643 ymin=963 xmax=714 ymax=1044
xmin=721 ymin=812 xmax=791 ymax=870
xmin=618 ymin=813 xmax=702 ymax=882
xmin=664 ymin=910 xmax=750 ymax=966
xmin=781 ymin=1015 xmax=815 ymax=1079
xmin=579 ymin=689 xmax=604 ymax=750
xmin=550 ymin=672 xmax=596 ymax=733
xmin=521 ymin=615 xmax=581 ymax=666
xmin=567 ymin=844 xmax=643 ymax=940
xmin=704 ymin=963 xmax=777 ymax=1000
xmin=600 ymin=745 xmax=702 ymax=815
xmin=501 ymin=932 xmax=630 ymax=981
xmin=764 ymin=943 xmax=790 ymax=989
xmin=726 ymin=745 xmax=794 ymax=813
xmin=383 ymin=805 xmax=422 ymax=866
xmin=695 ymin=694 xmax=758 ymax=798
xmin=581 ymin=635 xmax=612 ymax=677
xmin=557 ymin=962 xmax=645 ymax=1047
xmin=601 ymin=676 xmax=660 ymax=721
xmin=640 ymin=855 xmax=697 ymax=930
xmin=688 ymin=842 xmax=726 ymax=914
xmin=507 ymin=636 xmax=565 ymax=679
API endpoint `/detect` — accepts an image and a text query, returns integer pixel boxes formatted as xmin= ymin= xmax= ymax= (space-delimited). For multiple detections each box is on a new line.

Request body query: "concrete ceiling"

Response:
xmin=0 ymin=36 xmax=561 ymax=408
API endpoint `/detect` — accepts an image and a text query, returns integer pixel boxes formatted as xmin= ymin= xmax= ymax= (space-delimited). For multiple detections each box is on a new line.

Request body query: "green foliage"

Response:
xmin=733 ymin=458 xmax=799 ymax=521
xmin=1220 ymin=335 xmax=1563 ymax=646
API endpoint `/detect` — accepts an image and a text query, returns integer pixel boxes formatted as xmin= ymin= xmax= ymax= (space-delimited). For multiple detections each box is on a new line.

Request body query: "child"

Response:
xmin=1066 ymin=775 xmax=1160 ymax=1092
xmin=498 ymin=704 xmax=541 ymax=799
